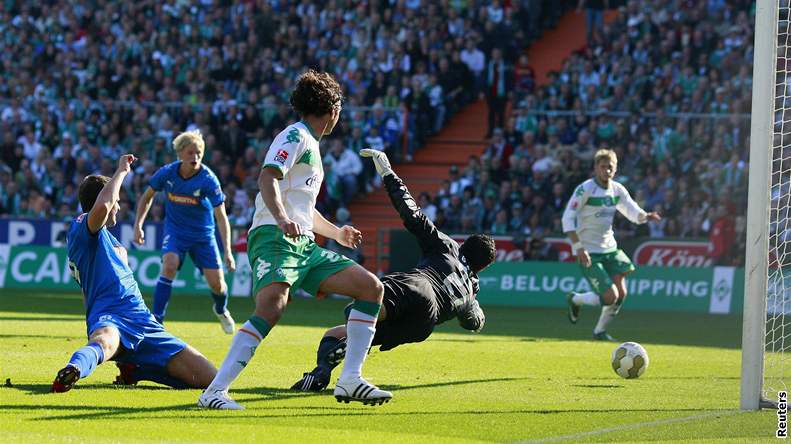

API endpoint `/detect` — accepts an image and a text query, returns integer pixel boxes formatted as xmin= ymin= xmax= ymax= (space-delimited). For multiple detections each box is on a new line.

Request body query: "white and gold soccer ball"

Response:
xmin=611 ymin=342 xmax=649 ymax=379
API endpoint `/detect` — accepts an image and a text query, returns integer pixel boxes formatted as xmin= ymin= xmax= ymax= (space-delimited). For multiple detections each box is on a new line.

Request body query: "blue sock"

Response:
xmin=153 ymin=276 xmax=173 ymax=323
xmin=211 ymin=291 xmax=228 ymax=314
xmin=133 ymin=364 xmax=190 ymax=389
xmin=67 ymin=343 xmax=104 ymax=379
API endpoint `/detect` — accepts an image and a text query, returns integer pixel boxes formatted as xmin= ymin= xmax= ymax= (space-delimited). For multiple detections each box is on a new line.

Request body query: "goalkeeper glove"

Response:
xmin=359 ymin=148 xmax=393 ymax=177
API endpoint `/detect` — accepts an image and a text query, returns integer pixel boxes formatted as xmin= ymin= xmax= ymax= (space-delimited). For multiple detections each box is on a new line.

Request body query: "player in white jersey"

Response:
xmin=561 ymin=149 xmax=661 ymax=341
xmin=198 ymin=70 xmax=391 ymax=410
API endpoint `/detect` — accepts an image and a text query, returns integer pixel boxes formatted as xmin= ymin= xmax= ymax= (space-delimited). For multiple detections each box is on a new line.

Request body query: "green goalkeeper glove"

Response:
xmin=359 ymin=148 xmax=394 ymax=177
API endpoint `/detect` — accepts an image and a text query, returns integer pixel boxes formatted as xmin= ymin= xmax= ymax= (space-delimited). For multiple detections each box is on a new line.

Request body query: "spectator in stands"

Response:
xmin=5 ymin=0 xmax=574 ymax=224
xmin=323 ymin=139 xmax=363 ymax=207
xmin=486 ymin=48 xmax=512 ymax=138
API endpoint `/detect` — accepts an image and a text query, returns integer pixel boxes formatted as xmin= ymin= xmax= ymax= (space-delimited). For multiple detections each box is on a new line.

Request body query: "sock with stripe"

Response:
xmin=572 ymin=291 xmax=600 ymax=306
xmin=206 ymin=315 xmax=271 ymax=392
xmin=211 ymin=290 xmax=229 ymax=315
xmin=68 ymin=342 xmax=104 ymax=379
xmin=338 ymin=300 xmax=380 ymax=384
xmin=152 ymin=276 xmax=173 ymax=323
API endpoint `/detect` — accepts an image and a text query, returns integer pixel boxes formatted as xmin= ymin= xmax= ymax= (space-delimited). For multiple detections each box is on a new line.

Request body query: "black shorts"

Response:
xmin=347 ymin=280 xmax=438 ymax=351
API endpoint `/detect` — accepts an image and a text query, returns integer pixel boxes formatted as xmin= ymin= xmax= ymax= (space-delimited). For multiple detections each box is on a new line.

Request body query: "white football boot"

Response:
xmin=215 ymin=310 xmax=235 ymax=334
xmin=333 ymin=377 xmax=392 ymax=406
xmin=198 ymin=389 xmax=245 ymax=410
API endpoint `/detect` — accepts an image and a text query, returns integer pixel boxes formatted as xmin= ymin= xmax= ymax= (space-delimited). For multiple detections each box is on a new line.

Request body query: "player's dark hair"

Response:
xmin=460 ymin=234 xmax=496 ymax=273
xmin=290 ymin=69 xmax=343 ymax=118
xmin=78 ymin=175 xmax=110 ymax=212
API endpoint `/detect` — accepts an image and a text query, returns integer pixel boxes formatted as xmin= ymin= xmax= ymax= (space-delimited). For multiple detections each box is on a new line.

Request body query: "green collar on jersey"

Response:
xmin=300 ymin=120 xmax=322 ymax=142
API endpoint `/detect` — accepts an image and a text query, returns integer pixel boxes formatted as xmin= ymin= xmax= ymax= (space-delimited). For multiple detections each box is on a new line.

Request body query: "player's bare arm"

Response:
xmin=258 ymin=166 xmax=302 ymax=237
xmin=88 ymin=154 xmax=136 ymax=234
xmin=133 ymin=186 xmax=156 ymax=245
xmin=213 ymin=203 xmax=236 ymax=272
xmin=313 ymin=209 xmax=362 ymax=249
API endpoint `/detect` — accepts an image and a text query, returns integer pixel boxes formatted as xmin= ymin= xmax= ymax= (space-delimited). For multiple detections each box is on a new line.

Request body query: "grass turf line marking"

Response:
xmin=516 ymin=410 xmax=740 ymax=443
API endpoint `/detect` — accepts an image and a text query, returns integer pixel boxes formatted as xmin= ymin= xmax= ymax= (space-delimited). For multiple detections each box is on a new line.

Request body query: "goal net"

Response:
xmin=742 ymin=0 xmax=785 ymax=410
xmin=765 ymin=1 xmax=791 ymax=407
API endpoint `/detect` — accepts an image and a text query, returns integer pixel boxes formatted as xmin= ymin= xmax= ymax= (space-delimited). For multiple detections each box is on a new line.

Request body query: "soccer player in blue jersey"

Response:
xmin=133 ymin=130 xmax=237 ymax=333
xmin=52 ymin=154 xmax=217 ymax=393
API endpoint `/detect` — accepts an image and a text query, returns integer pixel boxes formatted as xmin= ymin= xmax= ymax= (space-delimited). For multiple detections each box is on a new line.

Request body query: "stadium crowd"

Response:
xmin=425 ymin=0 xmax=753 ymax=266
xmin=0 ymin=0 xmax=752 ymax=266
xmin=0 ymin=0 xmax=570 ymax=225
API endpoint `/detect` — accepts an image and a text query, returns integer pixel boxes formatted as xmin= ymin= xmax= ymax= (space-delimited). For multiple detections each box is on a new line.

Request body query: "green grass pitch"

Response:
xmin=0 ymin=290 xmax=775 ymax=443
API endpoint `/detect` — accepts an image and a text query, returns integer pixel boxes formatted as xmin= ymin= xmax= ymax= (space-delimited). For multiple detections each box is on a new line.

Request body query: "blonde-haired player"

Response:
xmin=562 ymin=149 xmax=661 ymax=341
xmin=133 ymin=130 xmax=237 ymax=333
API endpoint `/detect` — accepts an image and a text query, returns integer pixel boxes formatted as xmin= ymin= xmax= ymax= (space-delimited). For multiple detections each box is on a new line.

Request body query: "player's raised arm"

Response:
xmin=360 ymin=149 xmax=446 ymax=253
xmin=87 ymin=154 xmax=135 ymax=234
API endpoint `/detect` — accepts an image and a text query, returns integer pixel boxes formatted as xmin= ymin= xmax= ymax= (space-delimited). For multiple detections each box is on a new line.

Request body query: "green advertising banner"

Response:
xmin=0 ymin=245 xmax=255 ymax=298
xmin=476 ymin=262 xmax=744 ymax=314
xmin=0 ymin=246 xmax=743 ymax=314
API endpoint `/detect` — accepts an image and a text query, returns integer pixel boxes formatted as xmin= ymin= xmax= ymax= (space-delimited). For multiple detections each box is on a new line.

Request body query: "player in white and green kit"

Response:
xmin=561 ymin=149 xmax=661 ymax=341
xmin=199 ymin=70 xmax=391 ymax=410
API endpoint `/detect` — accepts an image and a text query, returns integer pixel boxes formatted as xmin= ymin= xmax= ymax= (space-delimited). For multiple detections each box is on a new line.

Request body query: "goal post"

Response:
xmin=741 ymin=0 xmax=779 ymax=411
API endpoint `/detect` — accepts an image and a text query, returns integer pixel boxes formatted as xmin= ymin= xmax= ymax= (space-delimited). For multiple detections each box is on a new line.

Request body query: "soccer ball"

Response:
xmin=611 ymin=342 xmax=649 ymax=379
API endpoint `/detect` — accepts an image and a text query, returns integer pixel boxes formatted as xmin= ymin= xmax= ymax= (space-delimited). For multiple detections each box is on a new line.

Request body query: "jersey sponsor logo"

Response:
xmin=305 ymin=174 xmax=319 ymax=188
xmin=594 ymin=208 xmax=616 ymax=218
xmin=193 ymin=189 xmax=201 ymax=197
xmin=166 ymin=180 xmax=174 ymax=188
xmin=167 ymin=192 xmax=199 ymax=205
xmin=274 ymin=149 xmax=289 ymax=165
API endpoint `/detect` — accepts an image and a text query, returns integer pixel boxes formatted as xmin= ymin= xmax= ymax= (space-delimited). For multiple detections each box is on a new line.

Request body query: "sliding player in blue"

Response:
xmin=134 ymin=130 xmax=236 ymax=334
xmin=52 ymin=154 xmax=217 ymax=393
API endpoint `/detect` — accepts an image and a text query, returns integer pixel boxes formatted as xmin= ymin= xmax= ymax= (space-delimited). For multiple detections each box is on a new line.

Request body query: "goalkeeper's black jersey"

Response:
xmin=381 ymin=174 xmax=485 ymax=330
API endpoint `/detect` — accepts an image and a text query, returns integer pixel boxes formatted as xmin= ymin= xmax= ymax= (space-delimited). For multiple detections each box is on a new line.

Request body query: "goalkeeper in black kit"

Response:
xmin=291 ymin=149 xmax=496 ymax=392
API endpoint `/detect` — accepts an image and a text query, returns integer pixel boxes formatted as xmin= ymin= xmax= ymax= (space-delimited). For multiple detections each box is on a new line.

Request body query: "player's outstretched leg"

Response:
xmin=53 ymin=327 xmax=119 ymax=392
xmin=198 ymin=281 xmax=286 ymax=409
xmin=291 ymin=333 xmax=346 ymax=392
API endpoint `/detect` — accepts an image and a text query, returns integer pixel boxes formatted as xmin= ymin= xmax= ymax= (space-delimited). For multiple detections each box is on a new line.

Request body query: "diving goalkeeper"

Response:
xmin=291 ymin=149 xmax=496 ymax=392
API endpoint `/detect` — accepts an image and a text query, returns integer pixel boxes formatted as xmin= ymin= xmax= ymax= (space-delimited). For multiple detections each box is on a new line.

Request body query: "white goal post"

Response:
xmin=741 ymin=0 xmax=780 ymax=411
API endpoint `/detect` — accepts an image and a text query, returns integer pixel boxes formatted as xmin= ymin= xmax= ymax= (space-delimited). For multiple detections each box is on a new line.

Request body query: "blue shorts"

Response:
xmin=88 ymin=311 xmax=187 ymax=367
xmin=162 ymin=226 xmax=222 ymax=271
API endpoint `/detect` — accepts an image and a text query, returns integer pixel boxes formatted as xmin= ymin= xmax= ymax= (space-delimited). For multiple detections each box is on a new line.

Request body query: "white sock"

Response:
xmin=572 ymin=291 xmax=601 ymax=306
xmin=338 ymin=309 xmax=377 ymax=383
xmin=206 ymin=320 xmax=263 ymax=392
xmin=594 ymin=304 xmax=618 ymax=334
